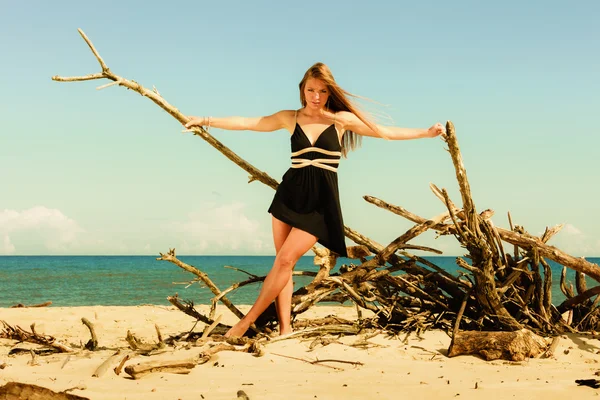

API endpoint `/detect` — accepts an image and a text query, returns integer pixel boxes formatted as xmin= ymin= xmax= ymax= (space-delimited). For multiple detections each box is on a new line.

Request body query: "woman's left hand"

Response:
xmin=426 ymin=123 xmax=445 ymax=138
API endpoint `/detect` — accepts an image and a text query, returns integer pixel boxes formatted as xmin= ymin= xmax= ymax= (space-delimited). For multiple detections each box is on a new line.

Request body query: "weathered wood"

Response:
xmin=0 ymin=382 xmax=89 ymax=400
xmin=541 ymin=258 xmax=553 ymax=319
xmin=362 ymin=213 xmax=448 ymax=269
xmin=0 ymin=321 xmax=73 ymax=353
xmin=364 ymin=194 xmax=600 ymax=284
xmin=557 ymin=285 xmax=600 ymax=313
xmin=443 ymin=121 xmax=477 ymax=233
xmin=560 ymin=266 xmax=575 ymax=299
xmin=81 ymin=318 xmax=98 ymax=351
xmin=113 ymin=353 xmax=131 ymax=376
xmin=345 ymin=227 xmax=467 ymax=301
xmin=541 ymin=224 xmax=564 ymax=243
xmin=448 ymin=290 xmax=472 ymax=354
xmin=312 ymin=247 xmax=338 ymax=283
xmin=125 ymin=329 xmax=165 ymax=354
xmin=168 ymin=294 xmax=219 ymax=323
xmin=158 ymin=249 xmax=246 ymax=320
xmin=124 ymin=359 xmax=196 ymax=379
xmin=448 ymin=329 xmax=548 ymax=361
xmin=576 ymin=271 xmax=588 ymax=295
xmin=10 ymin=301 xmax=52 ymax=308
xmin=237 ymin=390 xmax=251 ymax=400
xmin=497 ymin=229 xmax=600 ymax=283
xmin=542 ymin=336 xmax=561 ymax=358
xmin=54 ymin=30 xmax=279 ymax=191
xmin=92 ymin=350 xmax=124 ymax=378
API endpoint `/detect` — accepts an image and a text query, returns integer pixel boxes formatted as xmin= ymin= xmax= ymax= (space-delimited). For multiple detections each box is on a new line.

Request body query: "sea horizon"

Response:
xmin=1 ymin=255 xmax=598 ymax=308
xmin=3 ymin=254 xmax=599 ymax=257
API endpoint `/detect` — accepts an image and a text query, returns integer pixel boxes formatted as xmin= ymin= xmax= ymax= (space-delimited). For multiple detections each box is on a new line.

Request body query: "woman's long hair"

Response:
xmin=298 ymin=62 xmax=382 ymax=157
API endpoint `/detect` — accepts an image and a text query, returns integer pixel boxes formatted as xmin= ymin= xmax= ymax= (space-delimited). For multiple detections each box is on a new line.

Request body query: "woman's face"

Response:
xmin=303 ymin=78 xmax=329 ymax=111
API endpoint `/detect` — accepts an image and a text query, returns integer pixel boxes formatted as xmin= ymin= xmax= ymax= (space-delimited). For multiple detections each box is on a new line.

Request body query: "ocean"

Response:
xmin=0 ymin=256 xmax=598 ymax=308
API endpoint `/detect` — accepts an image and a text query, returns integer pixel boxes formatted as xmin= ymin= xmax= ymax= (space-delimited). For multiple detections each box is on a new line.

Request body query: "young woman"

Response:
xmin=185 ymin=62 xmax=444 ymax=338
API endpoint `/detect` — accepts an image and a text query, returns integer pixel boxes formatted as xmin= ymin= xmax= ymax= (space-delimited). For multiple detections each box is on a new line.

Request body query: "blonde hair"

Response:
xmin=298 ymin=62 xmax=380 ymax=157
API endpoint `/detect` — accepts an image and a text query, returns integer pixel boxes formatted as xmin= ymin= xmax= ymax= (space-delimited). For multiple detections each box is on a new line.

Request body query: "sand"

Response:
xmin=1 ymin=305 xmax=600 ymax=399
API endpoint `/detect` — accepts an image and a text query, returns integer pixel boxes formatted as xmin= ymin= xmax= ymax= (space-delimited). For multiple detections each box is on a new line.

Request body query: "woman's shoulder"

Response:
xmin=273 ymin=109 xmax=298 ymax=122
xmin=270 ymin=109 xmax=299 ymax=133
xmin=332 ymin=110 xmax=356 ymax=126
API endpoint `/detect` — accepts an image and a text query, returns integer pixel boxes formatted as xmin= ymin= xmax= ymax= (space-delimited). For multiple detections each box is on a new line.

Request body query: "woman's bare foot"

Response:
xmin=224 ymin=320 xmax=251 ymax=338
xmin=279 ymin=327 xmax=292 ymax=336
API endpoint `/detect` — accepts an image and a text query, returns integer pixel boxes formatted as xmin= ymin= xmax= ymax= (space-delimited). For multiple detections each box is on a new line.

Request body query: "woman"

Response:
xmin=185 ymin=62 xmax=444 ymax=338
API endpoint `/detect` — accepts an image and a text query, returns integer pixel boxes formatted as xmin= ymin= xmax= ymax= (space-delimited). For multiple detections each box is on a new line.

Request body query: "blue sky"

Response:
xmin=1 ymin=0 xmax=598 ymax=256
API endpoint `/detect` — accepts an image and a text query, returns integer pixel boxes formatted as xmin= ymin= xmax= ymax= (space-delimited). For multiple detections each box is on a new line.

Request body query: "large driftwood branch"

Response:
xmin=54 ymin=30 xmax=279 ymax=190
xmin=497 ymin=229 xmax=600 ymax=282
xmin=166 ymin=295 xmax=230 ymax=336
xmin=364 ymin=194 xmax=600 ymax=283
xmin=343 ymin=226 xmax=468 ymax=301
xmin=442 ymin=121 xmax=521 ymax=331
xmin=443 ymin=121 xmax=477 ymax=233
xmin=362 ymin=213 xmax=448 ymax=269
xmin=157 ymin=248 xmax=248 ymax=323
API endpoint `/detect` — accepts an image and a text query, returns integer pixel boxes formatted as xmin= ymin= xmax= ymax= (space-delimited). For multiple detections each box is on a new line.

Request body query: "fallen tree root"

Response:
xmin=448 ymin=329 xmax=549 ymax=361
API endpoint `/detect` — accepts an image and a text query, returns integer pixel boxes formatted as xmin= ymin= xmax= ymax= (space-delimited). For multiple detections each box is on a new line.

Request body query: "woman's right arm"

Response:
xmin=184 ymin=110 xmax=294 ymax=133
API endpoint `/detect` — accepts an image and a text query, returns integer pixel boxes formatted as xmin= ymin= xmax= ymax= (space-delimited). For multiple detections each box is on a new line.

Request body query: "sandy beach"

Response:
xmin=1 ymin=305 xmax=600 ymax=399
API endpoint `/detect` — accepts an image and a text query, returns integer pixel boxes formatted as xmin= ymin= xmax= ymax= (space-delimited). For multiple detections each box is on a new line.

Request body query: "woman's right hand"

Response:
xmin=184 ymin=116 xmax=207 ymax=129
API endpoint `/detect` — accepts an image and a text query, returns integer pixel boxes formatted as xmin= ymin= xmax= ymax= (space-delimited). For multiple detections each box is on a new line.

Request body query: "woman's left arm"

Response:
xmin=336 ymin=111 xmax=445 ymax=140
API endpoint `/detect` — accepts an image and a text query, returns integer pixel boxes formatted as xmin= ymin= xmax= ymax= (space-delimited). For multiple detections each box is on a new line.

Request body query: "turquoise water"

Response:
xmin=0 ymin=256 xmax=597 ymax=307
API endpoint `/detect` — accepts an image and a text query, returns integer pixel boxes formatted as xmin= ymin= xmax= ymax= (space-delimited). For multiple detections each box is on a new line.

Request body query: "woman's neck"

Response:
xmin=301 ymin=107 xmax=331 ymax=118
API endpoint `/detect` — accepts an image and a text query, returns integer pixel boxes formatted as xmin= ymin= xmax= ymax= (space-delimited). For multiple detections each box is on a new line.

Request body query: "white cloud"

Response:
xmin=564 ymin=224 xmax=582 ymax=235
xmin=1 ymin=234 xmax=15 ymax=255
xmin=547 ymin=224 xmax=600 ymax=257
xmin=169 ymin=202 xmax=271 ymax=255
xmin=0 ymin=207 xmax=83 ymax=254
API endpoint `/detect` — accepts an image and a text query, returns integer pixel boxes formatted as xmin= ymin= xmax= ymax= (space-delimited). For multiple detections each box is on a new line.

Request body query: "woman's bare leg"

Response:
xmin=272 ymin=217 xmax=294 ymax=335
xmin=225 ymin=227 xmax=317 ymax=338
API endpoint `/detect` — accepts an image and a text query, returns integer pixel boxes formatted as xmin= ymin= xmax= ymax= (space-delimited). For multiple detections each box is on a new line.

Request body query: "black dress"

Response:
xmin=268 ymin=119 xmax=347 ymax=257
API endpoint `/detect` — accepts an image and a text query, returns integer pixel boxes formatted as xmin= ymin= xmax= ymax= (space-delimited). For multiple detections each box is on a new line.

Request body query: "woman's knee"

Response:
xmin=275 ymin=252 xmax=298 ymax=270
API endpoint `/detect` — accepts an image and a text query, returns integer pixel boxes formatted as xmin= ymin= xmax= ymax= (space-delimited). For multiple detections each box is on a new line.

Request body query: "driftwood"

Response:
xmin=52 ymin=29 xmax=600 ymax=362
xmin=447 ymin=329 xmax=548 ymax=361
xmin=124 ymin=359 xmax=196 ymax=380
xmin=81 ymin=318 xmax=98 ymax=351
xmin=237 ymin=391 xmax=251 ymax=400
xmin=114 ymin=353 xmax=131 ymax=376
xmin=542 ymin=336 xmax=561 ymax=359
xmin=0 ymin=321 xmax=73 ymax=353
xmin=0 ymin=382 xmax=88 ymax=400
xmin=10 ymin=301 xmax=52 ymax=308
xmin=125 ymin=326 xmax=165 ymax=355
xmin=123 ymin=340 xmax=264 ymax=379
xmin=92 ymin=349 xmax=126 ymax=378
